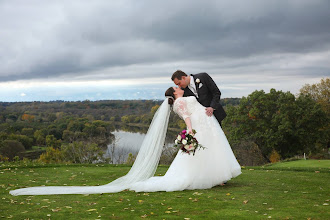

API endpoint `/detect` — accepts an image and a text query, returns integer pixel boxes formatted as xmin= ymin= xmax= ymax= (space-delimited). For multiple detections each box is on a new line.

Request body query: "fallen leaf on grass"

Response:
xmin=141 ymin=214 xmax=148 ymax=218
xmin=65 ymin=206 xmax=72 ymax=209
xmin=138 ymin=200 xmax=143 ymax=203
xmin=243 ymin=200 xmax=249 ymax=204
xmin=226 ymin=193 xmax=231 ymax=196
xmin=86 ymin=209 xmax=97 ymax=212
xmin=165 ymin=211 xmax=171 ymax=214
xmin=323 ymin=203 xmax=329 ymax=206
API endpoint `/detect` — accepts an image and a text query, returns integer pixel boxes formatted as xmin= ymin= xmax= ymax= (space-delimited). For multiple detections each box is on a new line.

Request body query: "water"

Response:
xmin=105 ymin=127 xmax=179 ymax=164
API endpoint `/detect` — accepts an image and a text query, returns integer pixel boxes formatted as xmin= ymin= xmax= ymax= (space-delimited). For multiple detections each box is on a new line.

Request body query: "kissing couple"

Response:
xmin=10 ymin=70 xmax=241 ymax=195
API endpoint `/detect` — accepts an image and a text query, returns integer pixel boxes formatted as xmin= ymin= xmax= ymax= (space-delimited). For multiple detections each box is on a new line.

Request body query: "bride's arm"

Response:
xmin=184 ymin=117 xmax=193 ymax=134
xmin=173 ymin=98 xmax=193 ymax=134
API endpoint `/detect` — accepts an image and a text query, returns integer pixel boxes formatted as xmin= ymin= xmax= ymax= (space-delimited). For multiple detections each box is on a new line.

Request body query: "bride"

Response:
xmin=10 ymin=87 xmax=241 ymax=196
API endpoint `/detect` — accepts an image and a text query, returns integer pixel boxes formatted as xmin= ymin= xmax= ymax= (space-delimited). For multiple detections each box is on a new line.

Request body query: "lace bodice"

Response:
xmin=173 ymin=97 xmax=199 ymax=120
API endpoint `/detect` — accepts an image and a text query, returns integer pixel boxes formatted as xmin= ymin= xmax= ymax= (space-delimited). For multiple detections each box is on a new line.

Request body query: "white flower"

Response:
xmin=184 ymin=144 xmax=195 ymax=151
xmin=175 ymin=140 xmax=178 ymax=144
xmin=177 ymin=135 xmax=182 ymax=141
xmin=195 ymin=78 xmax=201 ymax=83
xmin=182 ymin=140 xmax=187 ymax=145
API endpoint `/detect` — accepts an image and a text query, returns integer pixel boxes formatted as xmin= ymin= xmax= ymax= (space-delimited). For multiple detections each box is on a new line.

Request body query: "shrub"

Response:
xmin=39 ymin=147 xmax=64 ymax=163
xmin=0 ymin=154 xmax=9 ymax=162
xmin=61 ymin=141 xmax=104 ymax=163
xmin=269 ymin=149 xmax=281 ymax=163
xmin=0 ymin=140 xmax=25 ymax=160
xmin=126 ymin=153 xmax=136 ymax=165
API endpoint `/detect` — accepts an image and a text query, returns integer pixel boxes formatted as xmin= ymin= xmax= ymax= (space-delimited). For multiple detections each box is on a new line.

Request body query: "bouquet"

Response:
xmin=174 ymin=129 xmax=205 ymax=155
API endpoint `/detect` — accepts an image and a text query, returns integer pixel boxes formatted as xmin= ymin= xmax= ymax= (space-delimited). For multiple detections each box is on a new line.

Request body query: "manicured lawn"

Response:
xmin=1 ymin=160 xmax=329 ymax=219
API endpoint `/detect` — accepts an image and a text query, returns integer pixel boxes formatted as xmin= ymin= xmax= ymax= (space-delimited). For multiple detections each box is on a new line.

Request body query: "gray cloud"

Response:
xmin=0 ymin=0 xmax=329 ymax=84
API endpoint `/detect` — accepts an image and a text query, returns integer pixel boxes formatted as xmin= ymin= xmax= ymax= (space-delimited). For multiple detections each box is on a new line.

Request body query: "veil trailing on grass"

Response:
xmin=10 ymin=99 xmax=171 ymax=195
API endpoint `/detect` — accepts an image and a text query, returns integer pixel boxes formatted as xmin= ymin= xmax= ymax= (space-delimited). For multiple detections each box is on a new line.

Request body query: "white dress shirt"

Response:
xmin=188 ymin=75 xmax=198 ymax=98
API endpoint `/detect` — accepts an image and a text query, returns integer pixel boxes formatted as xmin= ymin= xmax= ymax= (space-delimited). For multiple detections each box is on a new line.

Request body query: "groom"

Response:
xmin=171 ymin=70 xmax=226 ymax=126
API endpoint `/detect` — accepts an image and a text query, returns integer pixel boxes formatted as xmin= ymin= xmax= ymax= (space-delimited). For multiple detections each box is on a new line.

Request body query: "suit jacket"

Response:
xmin=183 ymin=72 xmax=227 ymax=124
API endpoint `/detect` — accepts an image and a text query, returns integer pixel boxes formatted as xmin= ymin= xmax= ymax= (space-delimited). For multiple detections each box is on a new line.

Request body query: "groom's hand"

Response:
xmin=205 ymin=107 xmax=214 ymax=117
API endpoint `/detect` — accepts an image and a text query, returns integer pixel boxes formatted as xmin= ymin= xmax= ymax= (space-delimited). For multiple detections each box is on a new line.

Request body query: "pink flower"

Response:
xmin=182 ymin=130 xmax=186 ymax=134
xmin=181 ymin=134 xmax=186 ymax=139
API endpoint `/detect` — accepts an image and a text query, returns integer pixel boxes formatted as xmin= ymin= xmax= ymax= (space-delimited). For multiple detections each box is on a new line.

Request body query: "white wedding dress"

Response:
xmin=130 ymin=96 xmax=241 ymax=192
xmin=10 ymin=97 xmax=241 ymax=196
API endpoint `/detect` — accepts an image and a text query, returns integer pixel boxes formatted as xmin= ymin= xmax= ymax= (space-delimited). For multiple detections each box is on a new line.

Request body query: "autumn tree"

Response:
xmin=21 ymin=113 xmax=35 ymax=122
xmin=299 ymin=78 xmax=329 ymax=114
xmin=299 ymin=77 xmax=329 ymax=156
xmin=224 ymin=89 xmax=327 ymax=161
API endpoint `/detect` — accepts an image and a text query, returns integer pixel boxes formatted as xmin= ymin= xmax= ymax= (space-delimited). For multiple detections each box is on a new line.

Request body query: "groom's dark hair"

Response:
xmin=171 ymin=70 xmax=187 ymax=81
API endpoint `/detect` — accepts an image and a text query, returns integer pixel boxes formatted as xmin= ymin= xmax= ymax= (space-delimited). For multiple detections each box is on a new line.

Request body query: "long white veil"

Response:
xmin=10 ymin=98 xmax=171 ymax=195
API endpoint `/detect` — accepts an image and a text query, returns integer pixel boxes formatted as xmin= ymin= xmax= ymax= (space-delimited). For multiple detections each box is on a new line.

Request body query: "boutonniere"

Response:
xmin=195 ymin=78 xmax=203 ymax=88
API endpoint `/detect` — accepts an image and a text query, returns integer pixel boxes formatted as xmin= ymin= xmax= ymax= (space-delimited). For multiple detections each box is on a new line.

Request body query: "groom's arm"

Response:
xmin=202 ymin=73 xmax=221 ymax=109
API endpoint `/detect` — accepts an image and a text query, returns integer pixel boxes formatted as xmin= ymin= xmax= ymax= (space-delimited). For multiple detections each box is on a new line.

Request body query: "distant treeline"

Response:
xmin=0 ymin=98 xmax=240 ymax=122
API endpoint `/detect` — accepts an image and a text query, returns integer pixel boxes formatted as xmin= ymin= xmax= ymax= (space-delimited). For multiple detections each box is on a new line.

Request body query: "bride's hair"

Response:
xmin=165 ymin=87 xmax=175 ymax=105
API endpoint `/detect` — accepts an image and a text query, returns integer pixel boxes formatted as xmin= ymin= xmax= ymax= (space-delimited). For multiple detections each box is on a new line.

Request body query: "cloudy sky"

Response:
xmin=0 ymin=0 xmax=329 ymax=102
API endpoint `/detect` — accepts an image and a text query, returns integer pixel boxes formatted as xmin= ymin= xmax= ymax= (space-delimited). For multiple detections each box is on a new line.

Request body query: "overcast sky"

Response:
xmin=0 ymin=0 xmax=329 ymax=101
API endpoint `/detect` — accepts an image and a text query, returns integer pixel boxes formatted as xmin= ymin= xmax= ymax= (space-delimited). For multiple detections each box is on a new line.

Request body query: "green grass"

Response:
xmin=1 ymin=160 xmax=329 ymax=219
xmin=264 ymin=159 xmax=330 ymax=169
xmin=25 ymin=146 xmax=47 ymax=153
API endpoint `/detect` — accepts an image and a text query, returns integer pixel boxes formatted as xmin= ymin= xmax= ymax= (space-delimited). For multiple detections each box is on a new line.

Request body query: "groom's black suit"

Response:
xmin=183 ymin=73 xmax=227 ymax=125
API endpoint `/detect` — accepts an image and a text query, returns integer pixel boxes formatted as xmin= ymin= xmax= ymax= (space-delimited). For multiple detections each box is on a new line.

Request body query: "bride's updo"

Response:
xmin=165 ymin=87 xmax=175 ymax=105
